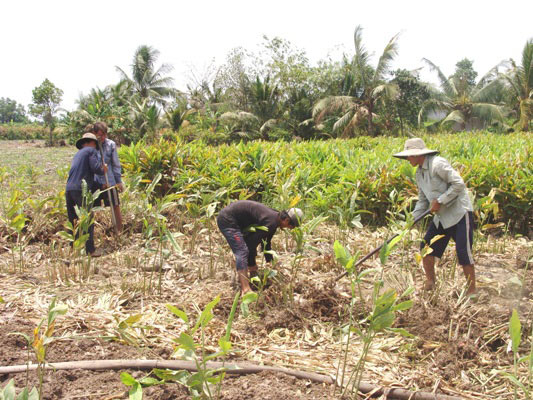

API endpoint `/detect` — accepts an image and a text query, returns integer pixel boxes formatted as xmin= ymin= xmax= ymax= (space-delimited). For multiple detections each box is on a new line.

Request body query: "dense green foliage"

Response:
xmin=120 ymin=131 xmax=532 ymax=233
xmin=0 ymin=97 xmax=27 ymax=123
xmin=3 ymin=34 xmax=531 ymax=143
xmin=0 ymin=123 xmax=50 ymax=140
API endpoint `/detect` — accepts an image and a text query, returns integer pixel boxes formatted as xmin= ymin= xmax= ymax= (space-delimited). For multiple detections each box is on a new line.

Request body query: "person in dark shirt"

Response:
xmin=216 ymin=200 xmax=303 ymax=294
xmin=65 ymin=133 xmax=107 ymax=257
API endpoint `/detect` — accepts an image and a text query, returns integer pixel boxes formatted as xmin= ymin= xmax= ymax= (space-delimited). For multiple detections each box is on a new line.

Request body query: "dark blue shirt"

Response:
xmin=66 ymin=147 xmax=104 ymax=191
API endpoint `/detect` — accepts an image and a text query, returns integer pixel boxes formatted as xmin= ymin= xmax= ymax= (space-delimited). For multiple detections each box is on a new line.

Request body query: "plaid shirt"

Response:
xmin=413 ymin=155 xmax=473 ymax=229
xmin=95 ymin=138 xmax=122 ymax=186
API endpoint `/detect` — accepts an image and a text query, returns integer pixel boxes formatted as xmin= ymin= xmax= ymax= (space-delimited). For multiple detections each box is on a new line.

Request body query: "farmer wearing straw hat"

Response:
xmin=217 ymin=200 xmax=303 ymax=295
xmin=65 ymin=133 xmax=108 ymax=257
xmin=393 ymin=138 xmax=476 ymax=295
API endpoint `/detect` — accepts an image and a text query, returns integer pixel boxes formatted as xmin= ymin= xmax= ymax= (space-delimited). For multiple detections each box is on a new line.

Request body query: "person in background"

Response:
xmin=91 ymin=122 xmax=124 ymax=233
xmin=393 ymin=138 xmax=476 ymax=295
xmin=217 ymin=200 xmax=303 ymax=295
xmin=66 ymin=133 xmax=107 ymax=257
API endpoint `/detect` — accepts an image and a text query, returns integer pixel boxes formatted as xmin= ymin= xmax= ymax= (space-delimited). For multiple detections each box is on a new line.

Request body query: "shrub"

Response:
xmin=120 ymin=132 xmax=532 ymax=233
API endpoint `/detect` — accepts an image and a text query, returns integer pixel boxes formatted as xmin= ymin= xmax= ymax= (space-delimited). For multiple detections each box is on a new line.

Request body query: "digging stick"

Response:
xmin=335 ymin=209 xmax=431 ymax=282
xmin=98 ymin=143 xmax=119 ymax=236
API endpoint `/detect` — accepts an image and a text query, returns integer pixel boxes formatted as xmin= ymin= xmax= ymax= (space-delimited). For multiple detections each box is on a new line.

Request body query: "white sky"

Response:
xmin=1 ymin=0 xmax=531 ymax=111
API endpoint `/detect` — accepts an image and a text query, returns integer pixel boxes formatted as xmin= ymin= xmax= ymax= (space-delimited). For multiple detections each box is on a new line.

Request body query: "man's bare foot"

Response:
xmin=423 ymin=280 xmax=436 ymax=291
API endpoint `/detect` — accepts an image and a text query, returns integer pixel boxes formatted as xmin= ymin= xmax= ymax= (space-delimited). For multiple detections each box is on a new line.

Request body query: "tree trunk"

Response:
xmin=367 ymin=101 xmax=374 ymax=136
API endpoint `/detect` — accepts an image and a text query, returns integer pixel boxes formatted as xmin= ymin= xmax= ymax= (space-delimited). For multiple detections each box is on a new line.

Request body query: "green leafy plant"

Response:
xmin=503 ymin=309 xmax=528 ymax=399
xmin=12 ymin=298 xmax=67 ymax=400
xmin=120 ymin=372 xmax=163 ymax=400
xmin=1 ymin=189 xmax=28 ymax=272
xmin=163 ymin=293 xmax=240 ymax=399
xmin=333 ymin=237 xmax=413 ymax=397
xmin=57 ymin=181 xmax=99 ymax=280
xmin=0 ymin=380 xmax=39 ymax=400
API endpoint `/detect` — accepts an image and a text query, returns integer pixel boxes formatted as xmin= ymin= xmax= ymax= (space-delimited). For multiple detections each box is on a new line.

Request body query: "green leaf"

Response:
xmin=387 ymin=327 xmax=414 ymax=338
xmin=128 ymin=382 xmax=142 ymax=400
xmin=177 ymin=332 xmax=196 ymax=351
xmin=120 ymin=372 xmax=138 ymax=386
xmin=2 ymin=379 xmax=16 ymax=400
xmin=400 ymin=286 xmax=415 ymax=298
xmin=371 ymin=312 xmax=395 ymax=331
xmin=138 ymin=377 xmax=161 ymax=387
xmin=379 ymin=240 xmax=389 ymax=265
xmin=241 ymin=292 xmax=258 ymax=305
xmin=333 ymin=240 xmax=351 ymax=266
xmin=166 ymin=304 xmax=188 ymax=323
xmin=509 ymin=309 xmax=521 ymax=353
xmin=196 ymin=295 xmax=220 ymax=330
xmin=392 ymin=300 xmax=413 ymax=312
xmin=26 ymin=388 xmax=39 ymax=400
xmin=357 ymin=268 xmax=378 ymax=280
xmin=218 ymin=337 xmax=232 ymax=353
xmin=502 ymin=373 xmax=529 ymax=396
xmin=165 ymin=231 xmax=182 ymax=254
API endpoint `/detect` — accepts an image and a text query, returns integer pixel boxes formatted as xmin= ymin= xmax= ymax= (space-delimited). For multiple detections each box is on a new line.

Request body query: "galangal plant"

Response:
xmin=333 ymin=238 xmax=413 ymax=398
xmin=151 ymin=293 xmax=240 ymax=399
xmin=12 ymin=298 xmax=67 ymax=400
xmin=0 ymin=188 xmax=28 ymax=272
xmin=0 ymin=379 xmax=39 ymax=400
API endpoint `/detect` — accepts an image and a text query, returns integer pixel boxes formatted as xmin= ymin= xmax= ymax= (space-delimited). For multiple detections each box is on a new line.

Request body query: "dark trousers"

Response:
xmin=421 ymin=212 xmax=475 ymax=266
xmin=217 ymin=216 xmax=251 ymax=271
xmin=65 ymin=190 xmax=95 ymax=254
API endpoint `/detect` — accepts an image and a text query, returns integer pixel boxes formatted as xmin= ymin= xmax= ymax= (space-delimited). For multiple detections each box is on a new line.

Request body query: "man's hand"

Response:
xmin=430 ymin=199 xmax=441 ymax=213
xmin=103 ymin=163 xmax=108 ymax=174
xmin=116 ymin=182 xmax=125 ymax=192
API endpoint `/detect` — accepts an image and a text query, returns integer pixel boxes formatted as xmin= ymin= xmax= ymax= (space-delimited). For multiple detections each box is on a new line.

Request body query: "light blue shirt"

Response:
xmin=413 ymin=155 xmax=473 ymax=229
xmin=95 ymin=138 xmax=122 ymax=186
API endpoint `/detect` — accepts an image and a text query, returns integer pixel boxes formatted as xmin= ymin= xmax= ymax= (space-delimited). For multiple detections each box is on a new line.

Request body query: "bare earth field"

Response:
xmin=0 ymin=140 xmax=532 ymax=399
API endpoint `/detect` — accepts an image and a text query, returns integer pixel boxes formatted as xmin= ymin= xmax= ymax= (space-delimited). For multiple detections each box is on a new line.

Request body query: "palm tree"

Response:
xmin=418 ymin=59 xmax=506 ymax=130
xmin=249 ymin=76 xmax=280 ymax=123
xmin=117 ymin=45 xmax=176 ymax=107
xmin=501 ymin=39 xmax=533 ymax=131
xmin=313 ymin=26 xmax=400 ymax=136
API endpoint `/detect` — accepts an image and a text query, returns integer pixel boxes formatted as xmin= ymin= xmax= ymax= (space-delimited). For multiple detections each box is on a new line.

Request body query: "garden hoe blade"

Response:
xmin=99 ymin=145 xmax=119 ymax=237
xmin=335 ymin=209 xmax=431 ymax=282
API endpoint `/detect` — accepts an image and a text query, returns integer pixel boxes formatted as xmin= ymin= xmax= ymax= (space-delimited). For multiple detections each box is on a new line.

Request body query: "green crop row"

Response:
xmin=119 ymin=132 xmax=532 ymax=234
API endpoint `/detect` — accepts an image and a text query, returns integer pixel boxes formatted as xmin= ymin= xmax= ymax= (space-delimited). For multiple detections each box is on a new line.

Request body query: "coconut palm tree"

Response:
xmin=313 ymin=25 xmax=400 ymax=136
xmin=418 ymin=59 xmax=506 ymax=130
xmin=249 ymin=76 xmax=280 ymax=123
xmin=501 ymin=39 xmax=533 ymax=131
xmin=117 ymin=45 xmax=176 ymax=107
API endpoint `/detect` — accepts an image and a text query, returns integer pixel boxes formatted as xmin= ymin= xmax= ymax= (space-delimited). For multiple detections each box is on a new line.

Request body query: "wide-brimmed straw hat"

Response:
xmin=393 ymin=138 xmax=439 ymax=159
xmin=288 ymin=208 xmax=304 ymax=227
xmin=75 ymin=132 xmax=98 ymax=149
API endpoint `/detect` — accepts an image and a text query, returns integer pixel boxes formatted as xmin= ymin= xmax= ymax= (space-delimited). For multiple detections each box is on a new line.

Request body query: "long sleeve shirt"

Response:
xmin=94 ymin=138 xmax=122 ymax=186
xmin=66 ymin=147 xmax=104 ymax=191
xmin=412 ymin=155 xmax=473 ymax=229
xmin=217 ymin=200 xmax=280 ymax=262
